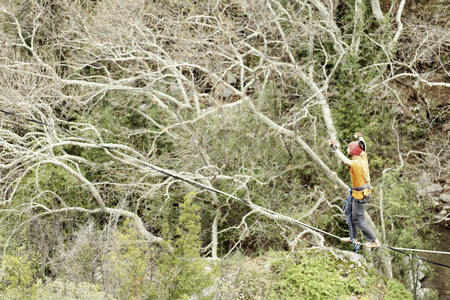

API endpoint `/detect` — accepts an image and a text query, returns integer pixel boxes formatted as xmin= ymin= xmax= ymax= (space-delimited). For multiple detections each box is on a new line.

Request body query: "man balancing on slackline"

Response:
xmin=328 ymin=132 xmax=381 ymax=249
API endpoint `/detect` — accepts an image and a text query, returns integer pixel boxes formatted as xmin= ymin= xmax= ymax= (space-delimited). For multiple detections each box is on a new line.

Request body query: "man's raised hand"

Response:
xmin=327 ymin=139 xmax=337 ymax=151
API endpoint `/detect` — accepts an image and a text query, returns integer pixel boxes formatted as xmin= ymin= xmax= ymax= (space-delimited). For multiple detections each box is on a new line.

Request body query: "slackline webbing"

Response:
xmin=1 ymin=108 xmax=449 ymax=268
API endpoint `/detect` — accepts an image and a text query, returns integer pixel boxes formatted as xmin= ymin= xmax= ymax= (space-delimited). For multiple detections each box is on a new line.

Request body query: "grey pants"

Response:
xmin=345 ymin=196 xmax=377 ymax=242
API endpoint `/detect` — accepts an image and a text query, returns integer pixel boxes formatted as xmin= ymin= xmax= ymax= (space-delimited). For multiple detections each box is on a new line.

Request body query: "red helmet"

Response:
xmin=348 ymin=141 xmax=364 ymax=156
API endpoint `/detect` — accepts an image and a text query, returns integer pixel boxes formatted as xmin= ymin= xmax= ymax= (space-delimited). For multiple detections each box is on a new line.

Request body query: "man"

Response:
xmin=328 ymin=133 xmax=381 ymax=249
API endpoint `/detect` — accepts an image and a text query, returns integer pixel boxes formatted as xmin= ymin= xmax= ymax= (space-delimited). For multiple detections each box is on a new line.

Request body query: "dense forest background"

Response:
xmin=0 ymin=0 xmax=449 ymax=299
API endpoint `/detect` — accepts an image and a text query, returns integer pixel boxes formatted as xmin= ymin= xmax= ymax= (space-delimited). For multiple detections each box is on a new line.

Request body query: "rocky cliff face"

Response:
xmin=417 ymin=172 xmax=450 ymax=227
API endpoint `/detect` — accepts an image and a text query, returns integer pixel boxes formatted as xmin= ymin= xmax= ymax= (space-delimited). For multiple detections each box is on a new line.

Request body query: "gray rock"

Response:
xmin=440 ymin=193 xmax=450 ymax=203
xmin=417 ymin=172 xmax=432 ymax=188
xmin=437 ymin=210 xmax=447 ymax=217
xmin=404 ymin=257 xmax=427 ymax=283
xmin=427 ymin=184 xmax=443 ymax=194
xmin=416 ymin=288 xmax=434 ymax=299
xmin=417 ymin=271 xmax=426 ymax=281
xmin=417 ymin=188 xmax=427 ymax=197
xmin=418 ymin=184 xmax=443 ymax=196
xmin=331 ymin=249 xmax=366 ymax=268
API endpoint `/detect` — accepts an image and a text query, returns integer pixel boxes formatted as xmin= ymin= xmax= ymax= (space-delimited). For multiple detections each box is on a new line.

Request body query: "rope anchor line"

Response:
xmin=1 ymin=108 xmax=449 ymax=269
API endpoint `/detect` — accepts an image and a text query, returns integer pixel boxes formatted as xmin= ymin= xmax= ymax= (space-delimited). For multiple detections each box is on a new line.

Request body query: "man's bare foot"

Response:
xmin=341 ymin=237 xmax=357 ymax=244
xmin=365 ymin=239 xmax=381 ymax=248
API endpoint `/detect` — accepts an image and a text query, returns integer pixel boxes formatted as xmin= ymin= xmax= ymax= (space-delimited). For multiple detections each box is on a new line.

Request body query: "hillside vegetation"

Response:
xmin=0 ymin=0 xmax=448 ymax=299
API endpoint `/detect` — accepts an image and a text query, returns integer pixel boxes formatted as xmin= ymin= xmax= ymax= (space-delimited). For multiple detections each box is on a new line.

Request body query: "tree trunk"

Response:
xmin=371 ymin=0 xmax=384 ymax=22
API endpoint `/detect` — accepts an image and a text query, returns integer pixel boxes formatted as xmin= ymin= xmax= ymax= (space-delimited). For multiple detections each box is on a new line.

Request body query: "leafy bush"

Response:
xmin=101 ymin=219 xmax=157 ymax=299
xmin=102 ymin=192 xmax=218 ymax=299
xmin=267 ymin=249 xmax=367 ymax=299
xmin=33 ymin=279 xmax=115 ymax=300
xmin=384 ymin=280 xmax=413 ymax=300
xmin=0 ymin=244 xmax=39 ymax=298
xmin=158 ymin=192 xmax=218 ymax=299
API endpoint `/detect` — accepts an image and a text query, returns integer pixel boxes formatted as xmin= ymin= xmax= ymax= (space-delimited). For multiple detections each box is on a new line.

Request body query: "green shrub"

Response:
xmin=101 ymin=219 xmax=157 ymax=299
xmin=384 ymin=280 xmax=413 ymax=300
xmin=158 ymin=192 xmax=218 ymax=299
xmin=33 ymin=279 xmax=115 ymax=300
xmin=267 ymin=249 xmax=367 ymax=299
xmin=0 ymin=244 xmax=40 ymax=299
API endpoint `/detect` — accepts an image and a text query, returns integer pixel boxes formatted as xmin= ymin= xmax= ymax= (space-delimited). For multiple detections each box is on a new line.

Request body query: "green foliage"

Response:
xmin=0 ymin=244 xmax=40 ymax=298
xmin=331 ymin=79 xmax=397 ymax=174
xmin=230 ymin=249 xmax=412 ymax=300
xmin=102 ymin=219 xmax=157 ymax=299
xmin=381 ymin=172 xmax=437 ymax=291
xmin=382 ymin=172 xmax=434 ymax=230
xmin=267 ymin=249 xmax=367 ymax=299
xmin=1 ymin=1 xmax=446 ymax=299
xmin=101 ymin=192 xmax=217 ymax=299
xmin=384 ymin=280 xmax=413 ymax=300
xmin=13 ymin=164 xmax=90 ymax=208
xmin=383 ymin=173 xmax=418 ymax=219
xmin=33 ymin=279 xmax=115 ymax=300
xmin=85 ymin=98 xmax=174 ymax=156
xmin=158 ymin=192 xmax=217 ymax=299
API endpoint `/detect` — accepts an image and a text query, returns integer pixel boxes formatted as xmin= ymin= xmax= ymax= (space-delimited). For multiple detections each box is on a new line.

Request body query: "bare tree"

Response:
xmin=1 ymin=1 xmax=447 ymax=289
xmin=1 ymin=0 xmax=348 ymax=260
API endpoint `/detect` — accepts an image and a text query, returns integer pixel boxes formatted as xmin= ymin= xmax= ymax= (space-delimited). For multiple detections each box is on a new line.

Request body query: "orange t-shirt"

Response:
xmin=349 ymin=152 xmax=370 ymax=189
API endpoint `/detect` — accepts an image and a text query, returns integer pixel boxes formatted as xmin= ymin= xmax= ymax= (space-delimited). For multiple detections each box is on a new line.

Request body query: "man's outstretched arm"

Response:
xmin=328 ymin=139 xmax=352 ymax=166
